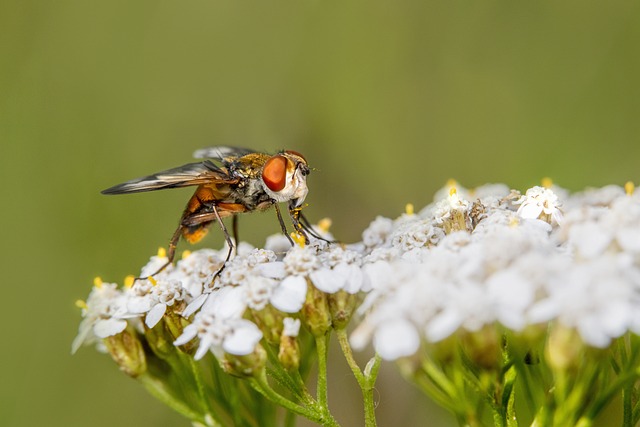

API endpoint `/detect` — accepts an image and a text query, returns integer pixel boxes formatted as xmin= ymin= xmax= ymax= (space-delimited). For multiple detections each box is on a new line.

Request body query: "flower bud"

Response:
xmin=161 ymin=304 xmax=188 ymax=340
xmin=327 ymin=290 xmax=358 ymax=330
xmin=443 ymin=209 xmax=470 ymax=234
xmin=104 ymin=328 xmax=147 ymax=378
xmin=144 ymin=317 xmax=178 ymax=359
xmin=251 ymin=305 xmax=285 ymax=345
xmin=460 ymin=327 xmax=502 ymax=371
xmin=222 ymin=344 xmax=267 ymax=378
xmin=145 ymin=308 xmax=198 ymax=358
xmin=278 ymin=335 xmax=300 ymax=371
xmin=301 ymin=281 xmax=331 ymax=337
xmin=278 ymin=318 xmax=301 ymax=370
xmin=545 ymin=326 xmax=583 ymax=372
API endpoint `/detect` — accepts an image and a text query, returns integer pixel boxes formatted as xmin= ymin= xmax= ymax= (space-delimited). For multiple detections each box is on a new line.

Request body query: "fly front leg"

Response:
xmin=274 ymin=203 xmax=294 ymax=246
xmin=298 ymin=211 xmax=335 ymax=244
xmin=288 ymin=204 xmax=310 ymax=245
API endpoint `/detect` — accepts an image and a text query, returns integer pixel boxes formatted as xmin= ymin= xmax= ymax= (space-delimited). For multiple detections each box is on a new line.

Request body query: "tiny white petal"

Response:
xmin=94 ymin=318 xmax=127 ymax=338
xmin=283 ymin=317 xmax=301 ymax=337
xmin=202 ymin=286 xmax=246 ymax=319
xmin=363 ymin=261 xmax=397 ymax=291
xmin=145 ymin=303 xmax=167 ymax=328
xmin=487 ymin=270 xmax=534 ymax=331
xmin=569 ymin=222 xmax=612 ymax=258
xmin=173 ymin=324 xmax=198 ymax=346
xmin=265 ymin=234 xmax=292 ymax=254
xmin=373 ymin=318 xmax=420 ymax=360
xmin=194 ymin=335 xmax=214 ymax=360
xmin=427 ymin=309 xmax=462 ymax=342
xmin=343 ymin=264 xmax=364 ymax=294
xmin=616 ymin=227 xmax=640 ymax=252
xmin=310 ymin=268 xmax=344 ymax=293
xmin=127 ymin=296 xmax=152 ymax=314
xmin=254 ymin=262 xmax=286 ymax=279
xmin=577 ymin=318 xmax=611 ymax=348
xmin=182 ymin=294 xmax=208 ymax=318
xmin=271 ymin=276 xmax=307 ymax=313
xmin=223 ymin=321 xmax=263 ymax=355
xmin=71 ymin=323 xmax=93 ymax=354
xmin=350 ymin=323 xmax=374 ymax=351
xmin=518 ymin=203 xmax=543 ymax=220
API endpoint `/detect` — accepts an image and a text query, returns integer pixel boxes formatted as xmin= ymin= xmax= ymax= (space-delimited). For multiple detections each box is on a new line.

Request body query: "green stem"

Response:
xmin=335 ymin=328 xmax=379 ymax=427
xmin=335 ymin=328 xmax=365 ymax=384
xmin=264 ymin=342 xmax=306 ymax=400
xmin=187 ymin=356 xmax=219 ymax=425
xmin=413 ymin=372 xmax=459 ymax=413
xmin=513 ymin=361 xmax=539 ymax=417
xmin=291 ymin=369 xmax=318 ymax=406
xmin=284 ymin=410 xmax=297 ymax=427
xmin=138 ymin=373 xmax=207 ymax=425
xmin=586 ymin=369 xmax=640 ymax=420
xmin=315 ymin=333 xmax=330 ymax=410
xmin=363 ymin=355 xmax=382 ymax=427
xmin=490 ymin=375 xmax=515 ymax=427
xmin=421 ymin=357 xmax=459 ymax=402
xmin=505 ymin=384 xmax=518 ymax=427
xmin=623 ymin=381 xmax=633 ymax=427
xmin=249 ymin=370 xmax=341 ymax=427
xmin=632 ymin=396 xmax=640 ymax=426
xmin=574 ymin=418 xmax=593 ymax=427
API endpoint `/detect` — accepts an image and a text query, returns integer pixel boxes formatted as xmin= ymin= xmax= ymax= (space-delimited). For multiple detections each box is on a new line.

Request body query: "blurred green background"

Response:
xmin=2 ymin=1 xmax=639 ymax=426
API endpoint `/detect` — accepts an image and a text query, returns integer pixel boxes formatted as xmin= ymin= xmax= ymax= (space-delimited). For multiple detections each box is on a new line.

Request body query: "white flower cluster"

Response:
xmin=73 ymin=226 xmax=367 ymax=359
xmin=75 ymin=182 xmax=640 ymax=364
xmin=351 ymin=183 xmax=640 ymax=359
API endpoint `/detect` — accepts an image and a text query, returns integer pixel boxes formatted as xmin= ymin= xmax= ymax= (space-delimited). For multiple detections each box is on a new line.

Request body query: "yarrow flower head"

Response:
xmin=125 ymin=277 xmax=187 ymax=329
xmin=352 ymin=182 xmax=640 ymax=361
xmin=173 ymin=286 xmax=263 ymax=360
xmin=75 ymin=180 xmax=640 ymax=427
xmin=72 ymin=279 xmax=128 ymax=354
xmin=174 ymin=248 xmax=225 ymax=297
xmin=515 ymin=185 xmax=563 ymax=225
xmin=309 ymin=246 xmax=365 ymax=294
xmin=433 ymin=187 xmax=472 ymax=233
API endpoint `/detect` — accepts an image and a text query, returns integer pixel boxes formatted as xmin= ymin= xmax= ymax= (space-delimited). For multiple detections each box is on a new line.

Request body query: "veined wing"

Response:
xmin=101 ymin=160 xmax=236 ymax=195
xmin=192 ymin=146 xmax=255 ymax=161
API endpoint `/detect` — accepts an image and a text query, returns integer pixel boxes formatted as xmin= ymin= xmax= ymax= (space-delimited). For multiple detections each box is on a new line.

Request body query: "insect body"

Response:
xmin=102 ymin=146 xmax=321 ymax=277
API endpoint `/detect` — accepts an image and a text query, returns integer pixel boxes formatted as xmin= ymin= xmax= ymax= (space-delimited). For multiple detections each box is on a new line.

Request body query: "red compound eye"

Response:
xmin=262 ymin=155 xmax=287 ymax=192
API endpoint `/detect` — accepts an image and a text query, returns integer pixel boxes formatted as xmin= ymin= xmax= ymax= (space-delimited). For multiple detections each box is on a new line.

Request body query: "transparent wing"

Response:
xmin=101 ymin=161 xmax=235 ymax=194
xmin=193 ymin=146 xmax=255 ymax=160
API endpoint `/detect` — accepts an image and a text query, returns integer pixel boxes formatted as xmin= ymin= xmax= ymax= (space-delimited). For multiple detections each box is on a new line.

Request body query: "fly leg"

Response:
xmin=299 ymin=211 xmax=335 ymax=244
xmin=288 ymin=205 xmax=310 ymax=245
xmin=138 ymin=225 xmax=184 ymax=279
xmin=159 ymin=207 xmax=234 ymax=283
xmin=211 ymin=204 xmax=235 ymax=281
xmin=232 ymin=215 xmax=240 ymax=256
xmin=274 ymin=203 xmax=294 ymax=246
xmin=181 ymin=207 xmax=236 ymax=281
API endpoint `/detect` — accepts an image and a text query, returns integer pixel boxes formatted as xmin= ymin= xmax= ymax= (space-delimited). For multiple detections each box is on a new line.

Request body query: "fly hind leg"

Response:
xmin=139 ymin=225 xmax=184 ymax=279
xmin=179 ymin=206 xmax=235 ymax=282
xmin=140 ymin=209 xmax=222 ymax=280
xmin=211 ymin=206 xmax=235 ymax=281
